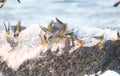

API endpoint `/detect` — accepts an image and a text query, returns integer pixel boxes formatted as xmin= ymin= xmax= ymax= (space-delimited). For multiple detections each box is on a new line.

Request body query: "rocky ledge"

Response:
xmin=0 ymin=40 xmax=120 ymax=76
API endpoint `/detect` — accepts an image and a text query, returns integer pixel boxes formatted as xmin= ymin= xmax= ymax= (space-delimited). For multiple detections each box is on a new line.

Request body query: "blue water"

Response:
xmin=0 ymin=0 xmax=120 ymax=31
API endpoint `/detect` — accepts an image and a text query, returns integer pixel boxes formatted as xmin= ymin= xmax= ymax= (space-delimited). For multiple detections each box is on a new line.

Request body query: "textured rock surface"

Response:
xmin=0 ymin=40 xmax=120 ymax=76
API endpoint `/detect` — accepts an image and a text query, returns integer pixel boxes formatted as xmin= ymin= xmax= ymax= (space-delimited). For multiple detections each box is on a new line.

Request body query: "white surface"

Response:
xmin=85 ymin=70 xmax=120 ymax=76
xmin=0 ymin=72 xmax=4 ymax=76
xmin=100 ymin=70 xmax=120 ymax=76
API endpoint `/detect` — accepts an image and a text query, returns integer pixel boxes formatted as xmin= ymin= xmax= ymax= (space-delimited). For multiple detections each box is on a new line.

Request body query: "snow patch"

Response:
xmin=76 ymin=26 xmax=118 ymax=46
xmin=100 ymin=70 xmax=120 ymax=76
xmin=85 ymin=70 xmax=120 ymax=76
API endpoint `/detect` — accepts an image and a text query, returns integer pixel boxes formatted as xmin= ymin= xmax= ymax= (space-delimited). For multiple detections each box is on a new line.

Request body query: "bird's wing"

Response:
xmin=40 ymin=25 xmax=49 ymax=32
xmin=56 ymin=18 xmax=64 ymax=24
xmin=51 ymin=24 xmax=59 ymax=33
xmin=20 ymin=26 xmax=26 ymax=31
xmin=0 ymin=2 xmax=5 ymax=8
xmin=7 ymin=22 xmax=10 ymax=31
xmin=15 ymin=21 xmax=21 ymax=33
xmin=3 ymin=22 xmax=7 ymax=32
xmin=113 ymin=1 xmax=120 ymax=7
xmin=39 ymin=31 xmax=46 ymax=43
xmin=11 ymin=26 xmax=16 ymax=33
xmin=48 ymin=20 xmax=53 ymax=31
xmin=65 ymin=32 xmax=73 ymax=36
xmin=17 ymin=0 xmax=21 ymax=3
xmin=11 ymin=26 xmax=26 ymax=33
xmin=0 ymin=0 xmax=6 ymax=8
xmin=56 ymin=18 xmax=67 ymax=32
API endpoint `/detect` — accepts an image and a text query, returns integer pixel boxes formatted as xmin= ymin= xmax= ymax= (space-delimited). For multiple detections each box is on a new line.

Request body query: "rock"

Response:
xmin=0 ymin=40 xmax=119 ymax=76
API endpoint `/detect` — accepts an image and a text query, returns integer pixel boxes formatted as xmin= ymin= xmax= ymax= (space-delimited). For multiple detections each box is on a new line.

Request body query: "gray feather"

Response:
xmin=11 ymin=26 xmax=26 ymax=32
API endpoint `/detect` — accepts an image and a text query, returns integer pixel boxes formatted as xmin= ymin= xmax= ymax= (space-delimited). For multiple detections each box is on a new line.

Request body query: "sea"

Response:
xmin=0 ymin=0 xmax=120 ymax=31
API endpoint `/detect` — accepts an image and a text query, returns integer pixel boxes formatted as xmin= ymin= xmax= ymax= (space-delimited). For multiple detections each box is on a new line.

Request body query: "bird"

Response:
xmin=39 ymin=18 xmax=68 ymax=45
xmin=3 ymin=22 xmax=16 ymax=47
xmin=11 ymin=21 xmax=26 ymax=37
xmin=55 ymin=18 xmax=67 ymax=33
xmin=98 ymin=43 xmax=104 ymax=50
xmin=47 ymin=20 xmax=54 ymax=32
xmin=39 ymin=31 xmax=48 ymax=46
xmin=50 ymin=18 xmax=67 ymax=39
xmin=54 ymin=31 xmax=65 ymax=38
xmin=0 ymin=0 xmax=21 ymax=8
xmin=39 ymin=25 xmax=49 ymax=33
xmin=6 ymin=36 xmax=16 ymax=47
xmin=75 ymin=39 xmax=85 ymax=47
xmin=65 ymin=31 xmax=74 ymax=39
xmin=93 ymin=34 xmax=105 ymax=50
xmin=117 ymin=32 xmax=120 ymax=40
xmin=65 ymin=34 xmax=71 ymax=48
xmin=17 ymin=0 xmax=21 ymax=3
xmin=48 ymin=18 xmax=67 ymax=33
xmin=113 ymin=0 xmax=120 ymax=7
xmin=64 ymin=30 xmax=76 ymax=48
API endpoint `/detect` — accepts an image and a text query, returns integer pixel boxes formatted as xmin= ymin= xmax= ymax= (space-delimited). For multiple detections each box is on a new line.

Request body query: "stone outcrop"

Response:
xmin=0 ymin=40 xmax=120 ymax=76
